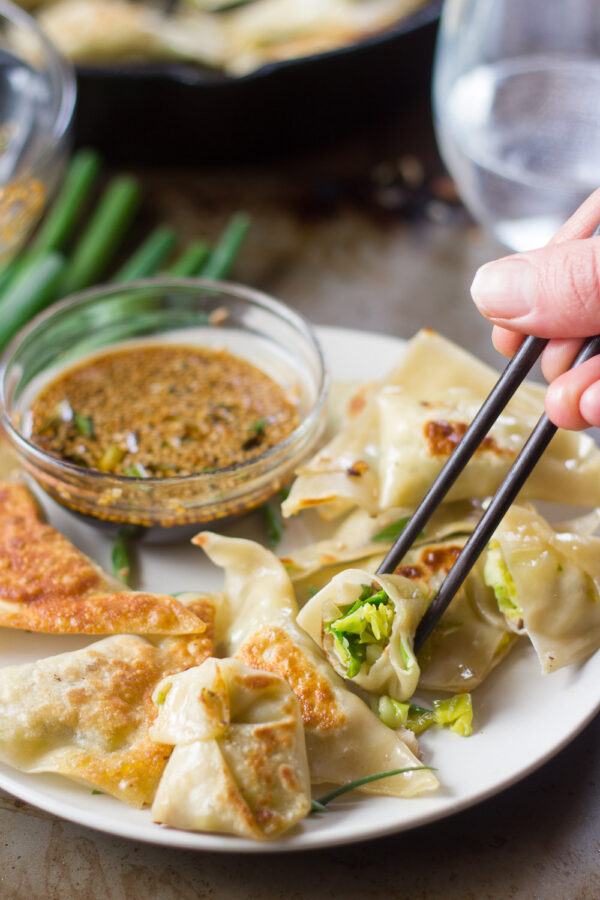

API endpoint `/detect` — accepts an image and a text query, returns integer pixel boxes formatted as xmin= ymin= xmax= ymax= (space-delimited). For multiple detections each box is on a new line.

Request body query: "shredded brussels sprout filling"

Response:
xmin=325 ymin=584 xmax=394 ymax=678
xmin=378 ymin=693 xmax=473 ymax=736
xmin=484 ymin=542 xmax=523 ymax=622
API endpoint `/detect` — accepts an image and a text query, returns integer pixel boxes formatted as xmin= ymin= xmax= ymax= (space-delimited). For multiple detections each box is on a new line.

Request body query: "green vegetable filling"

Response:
xmin=484 ymin=542 xmax=523 ymax=623
xmin=325 ymin=584 xmax=394 ymax=678
xmin=378 ymin=693 xmax=473 ymax=736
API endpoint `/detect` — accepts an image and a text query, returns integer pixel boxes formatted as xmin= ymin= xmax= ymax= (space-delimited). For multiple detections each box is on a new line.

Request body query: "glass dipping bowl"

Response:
xmin=0 ymin=0 xmax=76 ymax=264
xmin=0 ymin=280 xmax=329 ymax=537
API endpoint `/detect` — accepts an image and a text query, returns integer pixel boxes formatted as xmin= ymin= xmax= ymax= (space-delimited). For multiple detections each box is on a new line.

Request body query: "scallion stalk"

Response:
xmin=59 ymin=175 xmax=141 ymax=296
xmin=0 ymin=252 xmax=64 ymax=350
xmin=199 ymin=212 xmax=250 ymax=280
xmin=311 ymin=766 xmax=436 ymax=811
xmin=29 ymin=149 xmax=101 ymax=255
xmin=111 ymin=526 xmax=141 ymax=586
xmin=166 ymin=239 xmax=211 ymax=276
xmin=113 ymin=226 xmax=177 ymax=282
xmin=261 ymin=500 xmax=282 ymax=548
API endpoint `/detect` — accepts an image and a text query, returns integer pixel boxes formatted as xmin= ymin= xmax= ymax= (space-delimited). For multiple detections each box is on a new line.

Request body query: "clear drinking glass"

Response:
xmin=0 ymin=0 xmax=75 ymax=265
xmin=433 ymin=0 xmax=600 ymax=251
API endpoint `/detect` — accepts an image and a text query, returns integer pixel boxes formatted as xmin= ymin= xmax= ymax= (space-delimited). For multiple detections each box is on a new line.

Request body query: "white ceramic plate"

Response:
xmin=0 ymin=325 xmax=598 ymax=854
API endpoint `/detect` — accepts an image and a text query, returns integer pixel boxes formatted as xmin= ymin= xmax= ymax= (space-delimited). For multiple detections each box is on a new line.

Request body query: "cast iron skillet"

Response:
xmin=73 ymin=0 xmax=442 ymax=163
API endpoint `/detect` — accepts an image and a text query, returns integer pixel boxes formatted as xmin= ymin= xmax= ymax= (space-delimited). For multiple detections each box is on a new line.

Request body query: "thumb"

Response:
xmin=470 ymin=236 xmax=600 ymax=338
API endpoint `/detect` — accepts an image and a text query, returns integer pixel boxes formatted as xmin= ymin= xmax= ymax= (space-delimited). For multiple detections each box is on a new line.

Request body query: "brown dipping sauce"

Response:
xmin=28 ymin=344 xmax=300 ymax=477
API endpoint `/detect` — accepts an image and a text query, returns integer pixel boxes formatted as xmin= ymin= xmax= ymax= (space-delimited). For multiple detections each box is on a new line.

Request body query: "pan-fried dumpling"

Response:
xmin=484 ymin=505 xmax=600 ymax=673
xmin=149 ymin=658 xmax=311 ymax=840
xmin=280 ymin=501 xmax=483 ymax=586
xmin=297 ymin=569 xmax=428 ymax=701
xmin=287 ymin=503 xmax=515 ymax=694
xmin=296 ymin=533 xmax=516 ymax=696
xmin=398 ymin=538 xmax=518 ymax=693
xmin=283 ymin=330 xmax=600 ymax=518
xmin=0 ymin=482 xmax=205 ymax=635
xmin=193 ymin=532 xmax=439 ymax=798
xmin=34 ymin=0 xmax=226 ymax=66
xmin=222 ymin=0 xmax=429 ymax=75
xmin=0 ymin=593 xmax=214 ymax=806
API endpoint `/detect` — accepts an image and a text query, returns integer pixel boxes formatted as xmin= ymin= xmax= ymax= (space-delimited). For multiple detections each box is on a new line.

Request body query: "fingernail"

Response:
xmin=470 ymin=257 xmax=537 ymax=319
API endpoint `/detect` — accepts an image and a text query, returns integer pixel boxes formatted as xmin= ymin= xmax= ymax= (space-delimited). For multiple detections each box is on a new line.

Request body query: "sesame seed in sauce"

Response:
xmin=29 ymin=345 xmax=299 ymax=478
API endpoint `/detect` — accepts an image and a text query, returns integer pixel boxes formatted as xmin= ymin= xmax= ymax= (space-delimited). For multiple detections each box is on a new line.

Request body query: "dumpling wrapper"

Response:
xmin=280 ymin=501 xmax=483 ymax=585
xmin=0 ymin=592 xmax=215 ymax=806
xmin=150 ymin=658 xmax=311 ymax=840
xmin=0 ymin=481 xmax=205 ymax=635
xmin=394 ymin=537 xmax=518 ymax=693
xmin=485 ymin=505 xmax=600 ymax=673
xmin=287 ymin=507 xmax=515 ymax=694
xmin=222 ymin=0 xmax=428 ymax=75
xmin=297 ymin=569 xmax=429 ymax=701
xmin=193 ymin=532 xmax=439 ymax=799
xmin=33 ymin=0 xmax=226 ymax=65
xmin=297 ymin=541 xmax=516 ymax=697
xmin=282 ymin=330 xmax=600 ymax=518
xmin=282 ymin=501 xmax=484 ymax=607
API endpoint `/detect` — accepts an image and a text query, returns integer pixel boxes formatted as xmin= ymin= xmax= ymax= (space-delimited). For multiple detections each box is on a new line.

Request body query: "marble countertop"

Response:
xmin=1 ymin=95 xmax=599 ymax=900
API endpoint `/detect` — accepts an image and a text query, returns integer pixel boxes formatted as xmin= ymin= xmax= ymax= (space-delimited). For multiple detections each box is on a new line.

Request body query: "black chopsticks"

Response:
xmin=376 ymin=333 xmax=600 ymax=655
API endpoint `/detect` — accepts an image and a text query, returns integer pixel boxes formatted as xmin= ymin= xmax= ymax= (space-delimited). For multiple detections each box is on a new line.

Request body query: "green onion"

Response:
xmin=377 ymin=694 xmax=473 ymax=736
xmin=403 ymin=703 xmax=437 ymax=735
xmin=249 ymin=417 xmax=269 ymax=435
xmin=261 ymin=500 xmax=283 ymax=548
xmin=112 ymin=226 xmax=177 ymax=282
xmin=111 ymin=526 xmax=141 ymax=586
xmin=0 ymin=252 xmax=64 ymax=351
xmin=0 ymin=147 xmax=99 ymax=313
xmin=97 ymin=443 xmax=126 ymax=473
xmin=371 ymin=517 xmax=414 ymax=543
xmin=74 ymin=412 xmax=94 ymax=438
xmin=59 ymin=175 xmax=141 ymax=296
xmin=433 ymin=694 xmax=473 ymax=736
xmin=325 ymin=586 xmax=394 ymax=679
xmin=29 ymin=149 xmax=101 ymax=256
xmin=378 ymin=695 xmax=410 ymax=729
xmin=311 ymin=766 xmax=435 ymax=811
xmin=112 ymin=529 xmax=132 ymax=585
xmin=0 ymin=264 xmax=16 ymax=295
xmin=123 ymin=462 xmax=149 ymax=478
xmin=199 ymin=212 xmax=251 ymax=280
xmin=166 ymin=239 xmax=211 ymax=276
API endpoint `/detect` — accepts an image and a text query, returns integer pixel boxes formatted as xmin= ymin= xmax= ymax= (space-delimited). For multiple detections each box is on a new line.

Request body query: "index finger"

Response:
xmin=548 ymin=188 xmax=600 ymax=245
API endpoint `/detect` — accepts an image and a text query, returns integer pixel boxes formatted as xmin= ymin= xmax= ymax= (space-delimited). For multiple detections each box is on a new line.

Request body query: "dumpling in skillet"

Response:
xmin=222 ymin=0 xmax=429 ymax=74
xmin=33 ymin=0 xmax=226 ymax=65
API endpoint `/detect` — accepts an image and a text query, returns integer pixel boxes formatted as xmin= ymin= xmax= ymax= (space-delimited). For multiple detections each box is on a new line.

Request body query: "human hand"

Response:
xmin=470 ymin=189 xmax=600 ymax=430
